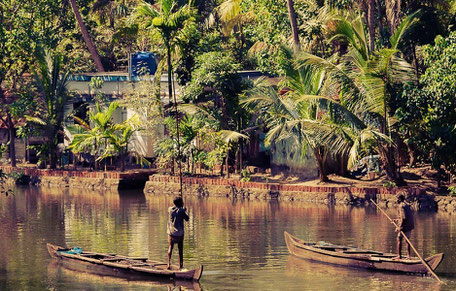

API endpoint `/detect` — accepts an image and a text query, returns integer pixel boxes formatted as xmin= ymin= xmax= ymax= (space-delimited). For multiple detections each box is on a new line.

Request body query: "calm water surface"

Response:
xmin=1 ymin=186 xmax=456 ymax=290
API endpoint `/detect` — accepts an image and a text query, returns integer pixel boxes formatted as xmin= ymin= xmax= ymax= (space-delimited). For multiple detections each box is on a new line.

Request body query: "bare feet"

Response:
xmin=166 ymin=265 xmax=171 ymax=270
xmin=392 ymin=256 xmax=402 ymax=260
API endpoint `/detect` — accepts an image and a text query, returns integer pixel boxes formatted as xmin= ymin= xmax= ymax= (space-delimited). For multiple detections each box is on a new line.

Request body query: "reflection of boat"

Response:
xmin=47 ymin=243 xmax=203 ymax=281
xmin=47 ymin=260 xmax=201 ymax=290
xmin=284 ymin=231 xmax=444 ymax=275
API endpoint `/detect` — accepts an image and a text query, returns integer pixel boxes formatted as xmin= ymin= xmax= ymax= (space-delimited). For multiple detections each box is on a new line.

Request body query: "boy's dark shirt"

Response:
xmin=398 ymin=202 xmax=414 ymax=232
xmin=167 ymin=206 xmax=189 ymax=237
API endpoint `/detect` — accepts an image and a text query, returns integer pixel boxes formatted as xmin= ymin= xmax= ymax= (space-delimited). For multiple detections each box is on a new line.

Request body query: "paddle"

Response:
xmin=370 ymin=199 xmax=444 ymax=283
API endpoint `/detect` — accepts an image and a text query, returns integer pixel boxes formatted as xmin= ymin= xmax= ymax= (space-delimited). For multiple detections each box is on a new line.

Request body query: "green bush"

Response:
xmin=448 ymin=185 xmax=456 ymax=196
xmin=241 ymin=169 xmax=251 ymax=182
xmin=383 ymin=180 xmax=397 ymax=189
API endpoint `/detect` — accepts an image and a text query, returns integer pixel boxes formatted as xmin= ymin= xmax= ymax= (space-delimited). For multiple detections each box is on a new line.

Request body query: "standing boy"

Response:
xmin=395 ymin=193 xmax=415 ymax=259
xmin=167 ymin=196 xmax=189 ymax=269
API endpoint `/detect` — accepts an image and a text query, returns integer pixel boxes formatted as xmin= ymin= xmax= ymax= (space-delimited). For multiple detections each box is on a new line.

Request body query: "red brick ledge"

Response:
xmin=149 ymin=174 xmax=425 ymax=195
xmin=0 ymin=166 xmax=155 ymax=180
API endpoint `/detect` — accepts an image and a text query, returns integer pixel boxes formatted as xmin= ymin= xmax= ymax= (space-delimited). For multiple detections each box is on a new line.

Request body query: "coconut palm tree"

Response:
xmin=25 ymin=50 xmax=71 ymax=169
xmin=100 ymin=114 xmax=150 ymax=171
xmin=135 ymin=0 xmax=196 ymax=194
xmin=69 ymin=101 xmax=119 ymax=170
xmin=295 ymin=12 xmax=419 ymax=185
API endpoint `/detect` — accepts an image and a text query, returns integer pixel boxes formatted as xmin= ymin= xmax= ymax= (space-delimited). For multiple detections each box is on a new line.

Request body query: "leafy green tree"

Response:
xmin=182 ymin=51 xmax=250 ymax=174
xmin=25 ymin=50 xmax=71 ymax=169
xmin=135 ymin=0 xmax=196 ymax=102
xmin=397 ymin=31 xmax=456 ymax=179
xmin=70 ymin=101 xmax=149 ymax=171
xmin=297 ymin=12 xmax=418 ymax=185
xmin=0 ymin=0 xmax=63 ymax=167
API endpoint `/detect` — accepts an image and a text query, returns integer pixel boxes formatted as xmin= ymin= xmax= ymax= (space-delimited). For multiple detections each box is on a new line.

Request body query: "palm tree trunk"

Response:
xmin=286 ymin=0 xmax=300 ymax=52
xmin=314 ymin=147 xmax=329 ymax=183
xmin=168 ymin=43 xmax=183 ymax=196
xmin=368 ymin=0 xmax=375 ymax=53
xmin=69 ymin=0 xmax=105 ymax=72
xmin=379 ymin=146 xmax=406 ymax=186
xmin=48 ymin=138 xmax=56 ymax=169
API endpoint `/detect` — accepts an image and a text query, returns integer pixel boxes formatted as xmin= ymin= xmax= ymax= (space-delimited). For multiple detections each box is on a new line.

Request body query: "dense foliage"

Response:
xmin=3 ymin=0 xmax=456 ymax=185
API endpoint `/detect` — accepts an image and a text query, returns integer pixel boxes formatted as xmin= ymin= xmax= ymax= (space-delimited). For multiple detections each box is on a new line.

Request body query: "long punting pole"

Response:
xmin=370 ymin=199 xmax=443 ymax=283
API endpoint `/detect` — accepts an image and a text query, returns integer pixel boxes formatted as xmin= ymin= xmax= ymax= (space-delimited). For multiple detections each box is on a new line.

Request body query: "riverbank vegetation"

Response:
xmin=1 ymin=0 xmax=456 ymax=190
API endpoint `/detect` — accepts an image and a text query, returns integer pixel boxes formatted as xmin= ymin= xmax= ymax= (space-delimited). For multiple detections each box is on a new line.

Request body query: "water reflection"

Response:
xmin=47 ymin=260 xmax=201 ymax=290
xmin=285 ymin=256 xmax=444 ymax=291
xmin=1 ymin=187 xmax=456 ymax=290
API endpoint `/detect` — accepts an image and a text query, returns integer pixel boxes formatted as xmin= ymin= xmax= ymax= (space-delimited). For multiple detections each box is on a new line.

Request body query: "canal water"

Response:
xmin=1 ymin=186 xmax=456 ymax=290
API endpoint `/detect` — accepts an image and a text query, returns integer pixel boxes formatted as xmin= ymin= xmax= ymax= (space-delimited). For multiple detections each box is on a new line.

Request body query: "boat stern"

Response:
xmin=47 ymin=243 xmax=60 ymax=258
xmin=193 ymin=265 xmax=203 ymax=281
xmin=426 ymin=253 xmax=444 ymax=272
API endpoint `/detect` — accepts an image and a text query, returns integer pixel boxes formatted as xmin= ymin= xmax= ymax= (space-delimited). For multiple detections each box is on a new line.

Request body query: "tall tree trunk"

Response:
xmin=375 ymin=0 xmax=385 ymax=41
xmin=0 ymin=88 xmax=16 ymax=167
xmin=368 ymin=0 xmax=376 ymax=53
xmin=25 ymin=136 xmax=29 ymax=163
xmin=69 ymin=0 xmax=105 ymax=72
xmin=6 ymin=111 xmax=16 ymax=167
xmin=379 ymin=145 xmax=406 ymax=186
xmin=386 ymin=0 xmax=401 ymax=33
xmin=314 ymin=147 xmax=329 ymax=183
xmin=48 ymin=138 xmax=56 ymax=169
xmin=226 ymin=148 xmax=230 ymax=178
xmin=286 ymin=0 xmax=300 ymax=52
xmin=168 ymin=43 xmax=183 ymax=196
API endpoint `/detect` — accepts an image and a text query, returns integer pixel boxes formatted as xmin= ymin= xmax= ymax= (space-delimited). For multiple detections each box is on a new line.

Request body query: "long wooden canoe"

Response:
xmin=284 ymin=231 xmax=444 ymax=275
xmin=47 ymin=243 xmax=203 ymax=281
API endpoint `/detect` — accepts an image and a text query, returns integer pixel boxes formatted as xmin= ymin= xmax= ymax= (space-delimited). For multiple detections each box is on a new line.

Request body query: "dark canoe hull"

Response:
xmin=47 ymin=243 xmax=203 ymax=281
xmin=284 ymin=232 xmax=444 ymax=275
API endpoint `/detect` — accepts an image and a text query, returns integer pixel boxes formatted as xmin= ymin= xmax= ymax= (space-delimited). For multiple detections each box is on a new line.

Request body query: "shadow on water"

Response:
xmin=47 ymin=260 xmax=202 ymax=291
xmin=118 ymin=189 xmax=147 ymax=204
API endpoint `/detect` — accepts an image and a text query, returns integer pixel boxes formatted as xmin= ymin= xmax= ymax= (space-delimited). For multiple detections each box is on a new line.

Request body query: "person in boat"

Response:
xmin=167 ymin=196 xmax=189 ymax=270
xmin=395 ymin=193 xmax=415 ymax=259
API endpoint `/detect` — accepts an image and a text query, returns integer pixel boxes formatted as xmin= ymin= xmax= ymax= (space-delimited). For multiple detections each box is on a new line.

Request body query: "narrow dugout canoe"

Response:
xmin=284 ymin=231 xmax=443 ymax=275
xmin=47 ymin=243 xmax=203 ymax=281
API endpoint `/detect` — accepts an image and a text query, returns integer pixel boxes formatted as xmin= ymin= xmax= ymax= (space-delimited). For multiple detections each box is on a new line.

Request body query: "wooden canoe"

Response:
xmin=47 ymin=243 xmax=203 ymax=281
xmin=284 ymin=231 xmax=444 ymax=275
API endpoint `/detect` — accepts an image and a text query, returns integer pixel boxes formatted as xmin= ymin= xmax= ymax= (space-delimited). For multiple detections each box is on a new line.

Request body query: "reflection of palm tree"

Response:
xmin=68 ymin=0 xmax=105 ymax=72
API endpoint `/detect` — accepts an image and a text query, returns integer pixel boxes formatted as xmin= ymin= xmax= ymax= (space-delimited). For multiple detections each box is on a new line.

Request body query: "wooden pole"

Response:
xmin=370 ymin=199 xmax=444 ymax=283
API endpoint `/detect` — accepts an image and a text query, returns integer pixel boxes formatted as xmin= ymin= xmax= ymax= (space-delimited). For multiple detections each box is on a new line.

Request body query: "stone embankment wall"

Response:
xmin=144 ymin=174 xmax=446 ymax=212
xmin=0 ymin=166 xmax=153 ymax=190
